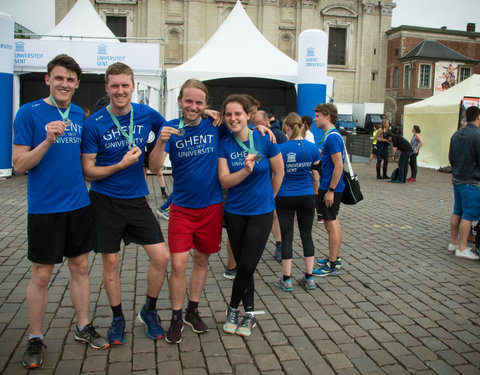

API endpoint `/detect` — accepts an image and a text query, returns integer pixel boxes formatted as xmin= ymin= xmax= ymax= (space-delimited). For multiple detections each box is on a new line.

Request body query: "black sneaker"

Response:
xmin=74 ymin=323 xmax=109 ymax=350
xmin=22 ymin=338 xmax=47 ymax=369
xmin=184 ymin=309 xmax=208 ymax=333
xmin=223 ymin=267 xmax=237 ymax=280
xmin=165 ymin=317 xmax=184 ymax=344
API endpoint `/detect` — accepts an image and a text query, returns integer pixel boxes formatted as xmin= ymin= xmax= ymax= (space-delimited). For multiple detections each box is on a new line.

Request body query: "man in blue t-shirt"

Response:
xmin=81 ymin=62 xmax=170 ymax=345
xmin=13 ymin=55 xmax=109 ymax=369
xmin=312 ymin=103 xmax=345 ymax=277
xmin=149 ymin=79 xmax=224 ymax=345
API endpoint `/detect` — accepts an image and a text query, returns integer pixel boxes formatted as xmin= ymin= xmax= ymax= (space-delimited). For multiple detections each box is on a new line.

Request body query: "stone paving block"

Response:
xmin=272 ymin=345 xmax=300 ymax=361
xmin=325 ymin=353 xmax=354 ymax=370
xmin=392 ymin=333 xmax=422 ymax=347
xmin=367 ymin=349 xmax=397 ymax=366
xmin=82 ymin=354 xmax=108 ymax=373
xmin=356 ymin=336 xmax=381 ymax=351
xmin=264 ymin=331 xmax=288 ymax=346
xmin=420 ymin=336 xmax=450 ymax=351
xmin=425 ymin=360 xmax=459 ymax=375
xmin=254 ymin=353 xmax=281 ymax=372
xmin=396 ymin=355 xmax=429 ymax=371
xmin=233 ymin=363 xmax=259 ymax=375
xmin=246 ymin=339 xmax=273 ymax=355
xmin=55 ymin=359 xmax=82 ymax=374
xmin=453 ymin=364 xmax=480 ymax=375
xmin=462 ymin=351 xmax=480 ymax=367
xmin=436 ymin=349 xmax=468 ymax=366
xmin=350 ymin=356 xmax=381 ymax=373
xmin=226 ymin=348 xmax=252 ymax=365
xmin=344 ymin=325 xmax=369 ymax=338
xmin=281 ymin=359 xmax=310 ymax=375
xmin=381 ymin=341 xmax=411 ymax=357
xmin=380 ymin=364 xmax=411 ymax=375
xmin=180 ymin=350 xmax=206 ymax=368
xmin=206 ymin=356 xmax=233 ymax=374
xmin=107 ymin=361 xmax=133 ymax=375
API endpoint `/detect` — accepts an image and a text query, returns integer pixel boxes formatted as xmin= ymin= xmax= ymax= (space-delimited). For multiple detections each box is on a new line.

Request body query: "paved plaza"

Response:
xmin=0 ymin=162 xmax=479 ymax=375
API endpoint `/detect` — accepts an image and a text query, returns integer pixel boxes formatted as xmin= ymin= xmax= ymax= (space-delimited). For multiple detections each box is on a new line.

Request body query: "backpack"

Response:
xmin=391 ymin=168 xmax=399 ymax=181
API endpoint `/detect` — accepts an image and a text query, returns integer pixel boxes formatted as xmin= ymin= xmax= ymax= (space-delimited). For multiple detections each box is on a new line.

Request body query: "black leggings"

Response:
xmin=275 ymin=195 xmax=315 ymax=259
xmin=224 ymin=211 xmax=273 ymax=312
xmin=409 ymin=152 xmax=418 ymax=178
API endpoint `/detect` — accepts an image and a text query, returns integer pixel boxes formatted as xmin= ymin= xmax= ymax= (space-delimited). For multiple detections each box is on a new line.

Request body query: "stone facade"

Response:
xmin=386 ymin=25 xmax=480 ymax=126
xmin=56 ymin=0 xmax=395 ymax=104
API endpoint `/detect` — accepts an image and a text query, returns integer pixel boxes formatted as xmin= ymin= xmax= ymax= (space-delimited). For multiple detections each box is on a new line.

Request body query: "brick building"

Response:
xmin=385 ymin=24 xmax=480 ymax=126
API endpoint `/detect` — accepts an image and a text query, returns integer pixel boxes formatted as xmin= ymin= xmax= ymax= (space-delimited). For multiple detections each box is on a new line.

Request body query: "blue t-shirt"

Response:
xmin=164 ymin=117 xmax=225 ymax=209
xmin=13 ymin=99 xmax=90 ymax=214
xmin=81 ymin=103 xmax=165 ymax=199
xmin=277 ymin=139 xmax=321 ymax=197
xmin=319 ymin=129 xmax=345 ymax=192
xmin=219 ymin=130 xmax=280 ymax=215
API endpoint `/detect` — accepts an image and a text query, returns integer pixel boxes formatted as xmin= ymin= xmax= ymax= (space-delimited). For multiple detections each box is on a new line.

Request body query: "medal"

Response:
xmin=233 ymin=129 xmax=262 ymax=162
xmin=107 ymin=105 xmax=135 ymax=149
xmin=49 ymin=95 xmax=72 ymax=129
xmin=178 ymin=116 xmax=201 ymax=136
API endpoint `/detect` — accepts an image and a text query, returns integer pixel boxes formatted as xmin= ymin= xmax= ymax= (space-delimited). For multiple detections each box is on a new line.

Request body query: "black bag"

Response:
xmin=342 ymin=170 xmax=363 ymax=205
xmin=391 ymin=168 xmax=399 ymax=181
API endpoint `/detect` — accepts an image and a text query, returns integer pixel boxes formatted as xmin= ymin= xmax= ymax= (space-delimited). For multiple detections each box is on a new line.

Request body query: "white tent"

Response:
xmin=42 ymin=0 xmax=119 ymax=43
xmin=403 ymin=74 xmax=480 ymax=169
xmin=165 ymin=0 xmax=299 ymax=119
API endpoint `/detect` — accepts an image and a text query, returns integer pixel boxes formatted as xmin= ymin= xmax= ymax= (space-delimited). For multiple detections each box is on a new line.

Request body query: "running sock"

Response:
xmin=76 ymin=324 xmax=87 ymax=332
xmin=111 ymin=303 xmax=124 ymax=318
xmin=145 ymin=295 xmax=157 ymax=312
xmin=186 ymin=300 xmax=199 ymax=313
xmin=172 ymin=309 xmax=182 ymax=321
xmin=282 ymin=275 xmax=291 ymax=281
xmin=29 ymin=333 xmax=44 ymax=341
xmin=161 ymin=187 xmax=167 ymax=195
xmin=275 ymin=241 xmax=282 ymax=248
xmin=305 ymin=273 xmax=313 ymax=279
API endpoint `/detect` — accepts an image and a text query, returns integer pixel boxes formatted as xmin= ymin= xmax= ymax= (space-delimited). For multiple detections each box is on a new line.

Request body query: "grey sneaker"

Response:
xmin=236 ymin=313 xmax=256 ymax=337
xmin=223 ymin=306 xmax=240 ymax=334
xmin=274 ymin=277 xmax=293 ymax=292
xmin=22 ymin=338 xmax=46 ymax=369
xmin=223 ymin=267 xmax=237 ymax=280
xmin=74 ymin=323 xmax=109 ymax=350
xmin=299 ymin=274 xmax=316 ymax=290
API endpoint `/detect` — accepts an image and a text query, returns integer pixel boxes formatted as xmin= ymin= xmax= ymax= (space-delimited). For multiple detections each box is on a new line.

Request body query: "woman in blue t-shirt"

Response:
xmin=274 ymin=113 xmax=321 ymax=292
xmin=218 ymin=94 xmax=284 ymax=337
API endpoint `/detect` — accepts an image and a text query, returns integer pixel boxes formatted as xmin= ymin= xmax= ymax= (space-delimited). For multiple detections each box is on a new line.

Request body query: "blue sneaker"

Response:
xmin=138 ymin=305 xmax=164 ymax=340
xmin=273 ymin=243 xmax=282 ymax=261
xmin=156 ymin=207 xmax=169 ymax=220
xmin=108 ymin=316 xmax=126 ymax=345
xmin=317 ymin=257 xmax=342 ymax=269
xmin=313 ymin=262 xmax=340 ymax=277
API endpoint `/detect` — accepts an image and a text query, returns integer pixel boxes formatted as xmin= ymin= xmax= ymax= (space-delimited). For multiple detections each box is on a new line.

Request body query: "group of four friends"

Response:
xmin=13 ymin=55 xmax=345 ymax=369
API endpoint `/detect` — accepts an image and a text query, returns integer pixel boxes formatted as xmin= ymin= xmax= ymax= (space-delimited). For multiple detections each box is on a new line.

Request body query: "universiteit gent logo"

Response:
xmin=97 ymin=44 xmax=107 ymax=54
xmin=15 ymin=41 xmax=25 ymax=52
xmin=307 ymin=47 xmax=315 ymax=57
xmin=287 ymin=152 xmax=296 ymax=163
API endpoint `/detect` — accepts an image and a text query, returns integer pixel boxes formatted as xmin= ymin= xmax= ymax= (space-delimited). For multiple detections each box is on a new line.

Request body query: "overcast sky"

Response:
xmin=0 ymin=0 xmax=479 ymax=35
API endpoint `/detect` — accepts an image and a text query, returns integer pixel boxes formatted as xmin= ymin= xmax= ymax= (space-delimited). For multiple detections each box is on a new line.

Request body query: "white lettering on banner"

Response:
xmin=175 ymin=134 xmax=213 ymax=149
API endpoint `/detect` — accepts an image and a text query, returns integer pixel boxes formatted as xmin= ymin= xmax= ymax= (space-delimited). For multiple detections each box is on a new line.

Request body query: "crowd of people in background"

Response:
xmin=12 ymin=54 xmax=479 ymax=370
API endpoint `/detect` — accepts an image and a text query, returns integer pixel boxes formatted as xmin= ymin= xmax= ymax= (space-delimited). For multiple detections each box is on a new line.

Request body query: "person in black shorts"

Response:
xmin=13 ymin=55 xmax=109 ymax=369
xmin=81 ymin=62 xmax=170 ymax=345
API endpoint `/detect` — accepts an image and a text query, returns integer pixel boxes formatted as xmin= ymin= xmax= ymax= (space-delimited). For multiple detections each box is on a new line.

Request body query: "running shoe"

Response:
xmin=274 ymin=277 xmax=293 ymax=292
xmin=165 ymin=317 xmax=183 ymax=344
xmin=138 ymin=306 xmax=164 ymax=340
xmin=236 ymin=313 xmax=256 ymax=337
xmin=74 ymin=324 xmax=109 ymax=350
xmin=299 ymin=274 xmax=316 ymax=290
xmin=317 ymin=257 xmax=342 ymax=268
xmin=273 ymin=243 xmax=282 ymax=261
xmin=223 ymin=267 xmax=237 ymax=280
xmin=184 ymin=310 xmax=208 ymax=333
xmin=162 ymin=192 xmax=169 ymax=200
xmin=407 ymin=177 xmax=416 ymax=182
xmin=108 ymin=316 xmax=126 ymax=345
xmin=22 ymin=338 xmax=46 ymax=369
xmin=317 ymin=215 xmax=324 ymax=224
xmin=312 ymin=262 xmax=340 ymax=277
xmin=156 ymin=207 xmax=169 ymax=220
xmin=455 ymin=247 xmax=480 ymax=260
xmin=223 ymin=306 xmax=240 ymax=334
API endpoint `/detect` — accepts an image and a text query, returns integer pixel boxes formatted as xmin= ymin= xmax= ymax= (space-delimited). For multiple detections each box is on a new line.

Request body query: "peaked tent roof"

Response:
xmin=42 ymin=0 xmax=119 ymax=43
xmin=166 ymin=0 xmax=298 ymax=90
xmin=401 ymin=40 xmax=477 ymax=62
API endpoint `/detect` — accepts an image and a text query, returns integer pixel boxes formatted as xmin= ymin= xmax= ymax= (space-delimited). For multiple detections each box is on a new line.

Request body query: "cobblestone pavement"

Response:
xmin=0 ymin=163 xmax=479 ymax=375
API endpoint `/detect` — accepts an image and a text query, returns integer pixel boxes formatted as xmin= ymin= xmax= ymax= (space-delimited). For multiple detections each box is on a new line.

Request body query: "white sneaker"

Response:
xmin=448 ymin=243 xmax=458 ymax=252
xmin=455 ymin=247 xmax=479 ymax=260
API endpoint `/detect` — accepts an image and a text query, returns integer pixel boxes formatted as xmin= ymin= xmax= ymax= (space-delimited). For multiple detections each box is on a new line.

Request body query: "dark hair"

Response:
xmin=222 ymin=94 xmax=251 ymax=116
xmin=302 ymin=115 xmax=313 ymax=130
xmin=386 ymin=132 xmax=393 ymax=139
xmin=242 ymin=94 xmax=260 ymax=109
xmin=314 ymin=103 xmax=338 ymax=125
xmin=466 ymin=106 xmax=480 ymax=122
xmin=47 ymin=54 xmax=81 ymax=79
xmin=105 ymin=62 xmax=134 ymax=84
xmin=413 ymin=125 xmax=421 ymax=133
xmin=178 ymin=78 xmax=209 ymax=102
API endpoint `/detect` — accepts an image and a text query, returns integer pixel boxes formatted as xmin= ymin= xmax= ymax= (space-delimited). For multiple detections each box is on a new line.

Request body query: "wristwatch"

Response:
xmin=328 ymin=187 xmax=335 ymax=192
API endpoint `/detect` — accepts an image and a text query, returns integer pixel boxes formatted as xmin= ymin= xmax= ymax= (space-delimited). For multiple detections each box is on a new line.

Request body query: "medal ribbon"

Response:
xmin=178 ymin=116 xmax=202 ymax=132
xmin=233 ymin=129 xmax=258 ymax=157
xmin=107 ymin=105 xmax=135 ymax=147
xmin=317 ymin=126 xmax=336 ymax=147
xmin=49 ymin=95 xmax=71 ymax=123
